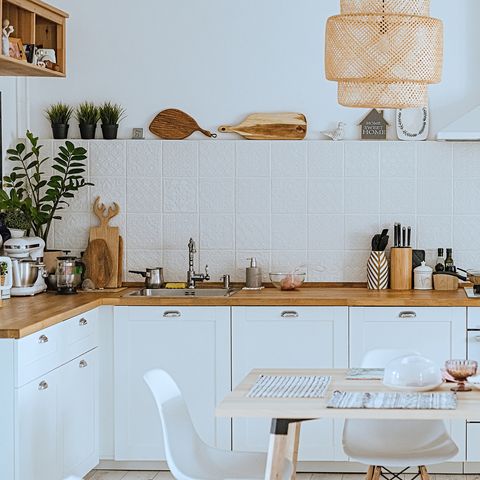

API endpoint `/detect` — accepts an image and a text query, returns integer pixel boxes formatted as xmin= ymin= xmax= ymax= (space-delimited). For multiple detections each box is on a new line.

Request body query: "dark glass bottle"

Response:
xmin=445 ymin=248 xmax=455 ymax=272
xmin=435 ymin=248 xmax=445 ymax=272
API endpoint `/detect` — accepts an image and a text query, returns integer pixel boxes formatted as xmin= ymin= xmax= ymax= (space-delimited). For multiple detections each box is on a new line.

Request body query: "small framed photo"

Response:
xmin=9 ymin=38 xmax=27 ymax=62
xmin=132 ymin=128 xmax=144 ymax=140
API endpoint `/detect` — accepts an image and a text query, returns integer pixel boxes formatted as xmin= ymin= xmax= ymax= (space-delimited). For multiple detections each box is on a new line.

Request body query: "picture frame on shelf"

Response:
xmin=8 ymin=38 xmax=27 ymax=61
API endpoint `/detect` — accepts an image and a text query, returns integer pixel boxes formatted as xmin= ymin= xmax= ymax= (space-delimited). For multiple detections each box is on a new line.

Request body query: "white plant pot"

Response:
xmin=9 ymin=229 xmax=26 ymax=238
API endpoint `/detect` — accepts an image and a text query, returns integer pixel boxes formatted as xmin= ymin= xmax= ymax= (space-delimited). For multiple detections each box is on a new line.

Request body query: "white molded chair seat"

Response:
xmin=343 ymin=349 xmax=459 ymax=468
xmin=144 ymin=369 xmax=291 ymax=480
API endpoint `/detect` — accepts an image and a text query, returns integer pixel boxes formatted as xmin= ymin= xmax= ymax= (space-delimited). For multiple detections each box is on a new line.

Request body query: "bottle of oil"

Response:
xmin=445 ymin=248 xmax=456 ymax=272
xmin=435 ymin=248 xmax=445 ymax=272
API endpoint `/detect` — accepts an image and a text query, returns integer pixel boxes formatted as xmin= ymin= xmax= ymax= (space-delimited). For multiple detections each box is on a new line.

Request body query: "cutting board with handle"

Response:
xmin=218 ymin=112 xmax=307 ymax=140
xmin=149 ymin=108 xmax=217 ymax=139
xmin=83 ymin=239 xmax=113 ymax=289
xmin=89 ymin=197 xmax=120 ymax=288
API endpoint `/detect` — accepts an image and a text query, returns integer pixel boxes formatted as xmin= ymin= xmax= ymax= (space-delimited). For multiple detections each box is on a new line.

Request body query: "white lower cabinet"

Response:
xmin=113 ymin=306 xmax=231 ymax=461
xmin=350 ymin=306 xmax=467 ymax=461
xmin=231 ymin=306 xmax=349 ymax=461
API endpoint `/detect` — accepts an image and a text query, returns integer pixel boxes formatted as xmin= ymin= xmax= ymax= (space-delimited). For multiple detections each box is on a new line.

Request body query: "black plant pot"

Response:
xmin=101 ymin=124 xmax=119 ymax=140
xmin=51 ymin=123 xmax=69 ymax=139
xmin=79 ymin=123 xmax=97 ymax=140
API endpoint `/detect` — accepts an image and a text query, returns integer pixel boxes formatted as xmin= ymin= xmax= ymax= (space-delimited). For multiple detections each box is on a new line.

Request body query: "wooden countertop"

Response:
xmin=1 ymin=286 xmax=479 ymax=339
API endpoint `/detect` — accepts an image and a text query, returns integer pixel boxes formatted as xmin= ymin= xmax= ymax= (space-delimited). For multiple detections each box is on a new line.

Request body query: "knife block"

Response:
xmin=390 ymin=248 xmax=413 ymax=290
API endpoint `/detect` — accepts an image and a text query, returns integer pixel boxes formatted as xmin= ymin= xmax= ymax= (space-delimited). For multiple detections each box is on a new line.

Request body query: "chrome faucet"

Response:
xmin=187 ymin=238 xmax=210 ymax=289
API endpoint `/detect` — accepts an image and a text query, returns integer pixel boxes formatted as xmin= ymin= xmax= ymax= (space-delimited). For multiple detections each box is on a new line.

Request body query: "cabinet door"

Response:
xmin=61 ymin=349 xmax=98 ymax=478
xmin=114 ymin=307 xmax=231 ymax=461
xmin=16 ymin=369 xmax=60 ymax=480
xmin=349 ymin=306 xmax=466 ymax=461
xmin=232 ymin=306 xmax=348 ymax=461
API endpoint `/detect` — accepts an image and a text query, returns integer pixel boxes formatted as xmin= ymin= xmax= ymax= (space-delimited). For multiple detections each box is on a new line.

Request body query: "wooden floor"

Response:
xmin=85 ymin=473 xmax=480 ymax=480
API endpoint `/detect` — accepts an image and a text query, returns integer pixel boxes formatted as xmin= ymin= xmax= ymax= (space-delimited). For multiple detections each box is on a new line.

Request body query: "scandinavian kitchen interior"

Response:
xmin=3 ymin=1 xmax=480 ymax=480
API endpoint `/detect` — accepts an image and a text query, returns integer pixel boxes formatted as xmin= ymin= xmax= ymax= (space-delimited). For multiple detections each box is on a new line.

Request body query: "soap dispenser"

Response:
xmin=246 ymin=257 xmax=262 ymax=289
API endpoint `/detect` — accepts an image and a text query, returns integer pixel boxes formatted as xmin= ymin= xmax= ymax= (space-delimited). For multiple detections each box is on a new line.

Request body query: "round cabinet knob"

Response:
xmin=38 ymin=381 xmax=48 ymax=390
xmin=79 ymin=318 xmax=88 ymax=326
xmin=38 ymin=334 xmax=49 ymax=344
xmin=79 ymin=360 xmax=88 ymax=368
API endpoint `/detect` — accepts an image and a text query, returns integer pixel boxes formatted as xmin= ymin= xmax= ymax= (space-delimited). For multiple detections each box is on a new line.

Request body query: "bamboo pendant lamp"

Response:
xmin=325 ymin=0 xmax=443 ymax=108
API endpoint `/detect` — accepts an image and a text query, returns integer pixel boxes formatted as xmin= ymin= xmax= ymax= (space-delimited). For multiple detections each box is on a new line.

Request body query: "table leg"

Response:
xmin=264 ymin=419 xmax=303 ymax=480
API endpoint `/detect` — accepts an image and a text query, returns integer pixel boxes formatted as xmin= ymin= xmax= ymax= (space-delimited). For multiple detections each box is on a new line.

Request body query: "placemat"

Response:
xmin=346 ymin=368 xmax=384 ymax=380
xmin=247 ymin=375 xmax=331 ymax=398
xmin=327 ymin=391 xmax=457 ymax=409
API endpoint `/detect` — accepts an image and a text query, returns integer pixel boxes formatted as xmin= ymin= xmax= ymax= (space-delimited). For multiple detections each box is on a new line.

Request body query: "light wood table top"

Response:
xmin=216 ymin=368 xmax=480 ymax=421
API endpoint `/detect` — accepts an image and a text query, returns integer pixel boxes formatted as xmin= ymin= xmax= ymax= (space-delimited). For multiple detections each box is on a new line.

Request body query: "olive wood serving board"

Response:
xmin=83 ymin=238 xmax=113 ymax=289
xmin=218 ymin=112 xmax=307 ymax=140
xmin=149 ymin=108 xmax=216 ymax=139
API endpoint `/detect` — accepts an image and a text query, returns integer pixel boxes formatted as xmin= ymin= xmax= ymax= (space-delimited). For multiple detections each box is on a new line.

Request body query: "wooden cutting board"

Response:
xmin=218 ymin=113 xmax=307 ymax=140
xmin=149 ymin=108 xmax=217 ymax=139
xmin=117 ymin=235 xmax=123 ymax=287
xmin=89 ymin=197 xmax=120 ymax=289
xmin=83 ymin=239 xmax=113 ymax=289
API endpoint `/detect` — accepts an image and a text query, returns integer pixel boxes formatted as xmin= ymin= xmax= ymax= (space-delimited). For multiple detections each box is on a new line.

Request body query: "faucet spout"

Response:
xmin=186 ymin=237 xmax=209 ymax=289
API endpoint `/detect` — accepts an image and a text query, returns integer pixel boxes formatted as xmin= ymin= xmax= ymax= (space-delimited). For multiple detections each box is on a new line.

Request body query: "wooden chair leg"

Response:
xmin=419 ymin=466 xmax=430 ymax=480
xmin=365 ymin=465 xmax=375 ymax=480
xmin=372 ymin=466 xmax=381 ymax=480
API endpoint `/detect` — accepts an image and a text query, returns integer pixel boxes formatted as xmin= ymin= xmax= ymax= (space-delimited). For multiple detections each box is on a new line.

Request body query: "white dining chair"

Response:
xmin=144 ymin=369 xmax=292 ymax=480
xmin=343 ymin=349 xmax=459 ymax=480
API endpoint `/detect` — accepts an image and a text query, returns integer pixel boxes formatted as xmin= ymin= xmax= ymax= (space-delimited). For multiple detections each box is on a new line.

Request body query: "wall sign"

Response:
xmin=396 ymin=107 xmax=429 ymax=141
xmin=359 ymin=109 xmax=389 ymax=140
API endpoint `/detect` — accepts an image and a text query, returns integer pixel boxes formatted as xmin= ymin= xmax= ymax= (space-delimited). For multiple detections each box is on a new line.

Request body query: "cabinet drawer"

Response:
xmin=467 ymin=423 xmax=480 ymax=461
xmin=352 ymin=306 xmax=466 ymax=324
xmin=235 ymin=306 xmax=344 ymax=322
xmin=16 ymin=322 xmax=64 ymax=387
xmin=64 ymin=310 xmax=98 ymax=362
xmin=124 ymin=306 xmax=228 ymax=323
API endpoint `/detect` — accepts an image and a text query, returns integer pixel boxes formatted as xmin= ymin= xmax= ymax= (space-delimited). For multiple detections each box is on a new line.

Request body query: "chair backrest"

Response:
xmin=361 ymin=348 xmax=420 ymax=368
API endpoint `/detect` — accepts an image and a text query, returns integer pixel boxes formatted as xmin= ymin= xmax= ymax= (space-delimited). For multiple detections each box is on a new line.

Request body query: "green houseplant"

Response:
xmin=45 ymin=102 xmax=74 ymax=139
xmin=0 ymin=131 xmax=92 ymax=248
xmin=99 ymin=102 xmax=126 ymax=139
xmin=5 ymin=209 xmax=30 ymax=237
xmin=0 ymin=261 xmax=8 ymax=286
xmin=75 ymin=102 xmax=99 ymax=139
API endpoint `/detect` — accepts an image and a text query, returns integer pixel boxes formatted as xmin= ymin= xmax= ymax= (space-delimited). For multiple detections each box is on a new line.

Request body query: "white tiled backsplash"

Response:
xmin=14 ymin=139 xmax=480 ymax=283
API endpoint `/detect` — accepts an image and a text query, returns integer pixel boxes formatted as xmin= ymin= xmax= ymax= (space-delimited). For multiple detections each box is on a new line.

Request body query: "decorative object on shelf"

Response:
xmin=360 ymin=109 xmax=389 ymax=140
xmin=219 ymin=112 xmax=307 ymax=140
xmin=150 ymin=108 xmax=216 ymax=140
xmin=367 ymin=229 xmax=389 ymax=290
xmin=99 ymin=102 xmax=126 ymax=140
xmin=75 ymin=102 xmax=99 ymax=139
xmin=2 ymin=19 xmax=13 ymax=56
xmin=132 ymin=128 xmax=144 ymax=139
xmin=396 ymin=107 xmax=429 ymax=141
xmin=325 ymin=0 xmax=443 ymax=108
xmin=35 ymin=48 xmax=56 ymax=64
xmin=4 ymin=209 xmax=30 ymax=238
xmin=45 ymin=102 xmax=74 ymax=139
xmin=23 ymin=43 xmax=35 ymax=63
xmin=321 ymin=121 xmax=345 ymax=141
xmin=8 ymin=37 xmax=26 ymax=61
xmin=0 ymin=131 xmax=91 ymax=249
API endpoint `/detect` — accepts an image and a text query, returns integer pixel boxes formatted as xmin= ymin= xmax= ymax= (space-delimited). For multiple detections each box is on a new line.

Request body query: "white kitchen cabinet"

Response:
xmin=114 ymin=306 xmax=231 ymax=461
xmin=231 ymin=306 xmax=349 ymax=461
xmin=350 ymin=306 xmax=467 ymax=461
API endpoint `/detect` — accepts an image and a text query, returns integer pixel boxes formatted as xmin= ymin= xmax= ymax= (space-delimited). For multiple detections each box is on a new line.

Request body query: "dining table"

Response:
xmin=216 ymin=368 xmax=480 ymax=480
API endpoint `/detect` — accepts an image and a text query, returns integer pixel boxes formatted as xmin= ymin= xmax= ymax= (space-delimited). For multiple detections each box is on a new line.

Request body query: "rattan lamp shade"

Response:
xmin=325 ymin=0 xmax=443 ymax=108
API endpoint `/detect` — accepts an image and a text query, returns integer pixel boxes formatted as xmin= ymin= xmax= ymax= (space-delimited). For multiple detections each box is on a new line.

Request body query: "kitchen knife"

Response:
xmin=402 ymin=227 xmax=406 ymax=247
xmin=407 ymin=227 xmax=412 ymax=247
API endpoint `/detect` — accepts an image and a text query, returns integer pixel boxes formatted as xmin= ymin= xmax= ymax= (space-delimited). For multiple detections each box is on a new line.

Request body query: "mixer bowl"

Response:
xmin=14 ymin=260 xmax=39 ymax=287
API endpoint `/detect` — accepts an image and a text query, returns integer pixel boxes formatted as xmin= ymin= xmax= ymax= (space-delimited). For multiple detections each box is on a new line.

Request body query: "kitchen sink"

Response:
xmin=124 ymin=288 xmax=238 ymax=298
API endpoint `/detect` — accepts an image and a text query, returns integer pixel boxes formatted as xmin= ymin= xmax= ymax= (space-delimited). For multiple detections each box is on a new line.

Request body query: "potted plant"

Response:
xmin=4 ymin=209 xmax=30 ymax=238
xmin=75 ymin=102 xmax=99 ymax=140
xmin=45 ymin=102 xmax=74 ymax=139
xmin=99 ymin=102 xmax=126 ymax=140
xmin=0 ymin=261 xmax=8 ymax=286
xmin=0 ymin=131 xmax=92 ymax=250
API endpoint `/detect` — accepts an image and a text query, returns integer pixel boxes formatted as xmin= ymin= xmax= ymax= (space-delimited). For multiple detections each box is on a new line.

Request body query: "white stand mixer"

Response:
xmin=3 ymin=237 xmax=48 ymax=296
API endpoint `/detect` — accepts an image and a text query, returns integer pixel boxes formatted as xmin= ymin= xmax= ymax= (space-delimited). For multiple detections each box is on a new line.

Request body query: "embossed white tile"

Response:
xmin=54 ymin=213 xmax=91 ymax=250
xmin=127 ymin=214 xmax=162 ymax=250
xmin=236 ymin=141 xmax=270 ymax=177
xmin=63 ymin=185 xmax=91 ymax=213
xmin=90 ymin=176 xmax=126 ymax=212
xmin=308 ymin=214 xmax=344 ymax=250
xmin=417 ymin=178 xmax=452 ymax=215
xmin=126 ymin=249 xmax=163 ymax=282
xmin=127 ymin=177 xmax=162 ymax=213
xmin=89 ymin=140 xmax=126 ymax=177
xmin=271 ymin=142 xmax=307 ymax=177
xmin=308 ymin=178 xmax=344 ymax=214
xmin=271 ymin=177 xmax=307 ymax=214
xmin=454 ymin=178 xmax=480 ymax=215
xmin=126 ymin=140 xmax=162 ymax=177
xmin=236 ymin=178 xmax=270 ymax=214
xmin=456 ymin=250 xmax=480 ymax=269
xmin=199 ymin=141 xmax=235 ymax=177
xmin=380 ymin=142 xmax=416 ymax=178
xmin=345 ymin=215 xmax=379 ymax=250
xmin=453 ymin=143 xmax=480 ymax=178
xmin=236 ymin=214 xmax=270 ymax=250
xmin=163 ymin=250 xmax=190 ymax=282
xmin=271 ymin=251 xmax=307 ymax=272
xmin=417 ymin=216 xmax=453 ymax=250
xmin=307 ymin=141 xmax=344 ymax=177
xmin=199 ymin=250 xmax=236 ymax=279
xmin=163 ymin=141 xmax=198 ymax=177
xmin=307 ymin=251 xmax=345 ymax=282
xmin=163 ymin=178 xmax=197 ymax=213
xmin=344 ymin=250 xmax=370 ymax=282
xmin=453 ymin=216 xmax=480 ymax=251
xmin=271 ymin=214 xmax=307 ymax=250
xmin=344 ymin=141 xmax=379 ymax=177
xmin=417 ymin=142 xmax=453 ymax=178
xmin=163 ymin=213 xmax=198 ymax=250
xmin=235 ymin=251 xmax=271 ymax=282
xmin=199 ymin=178 xmax=234 ymax=213
xmin=200 ymin=214 xmax=234 ymax=249
xmin=380 ymin=178 xmax=416 ymax=214
xmin=344 ymin=177 xmax=379 ymax=214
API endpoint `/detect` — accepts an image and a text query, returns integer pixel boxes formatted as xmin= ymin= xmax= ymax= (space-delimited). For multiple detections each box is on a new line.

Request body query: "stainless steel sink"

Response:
xmin=125 ymin=288 xmax=238 ymax=298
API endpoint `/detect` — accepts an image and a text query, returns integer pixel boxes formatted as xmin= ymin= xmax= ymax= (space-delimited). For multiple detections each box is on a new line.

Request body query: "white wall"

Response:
xmin=24 ymin=0 xmax=480 ymax=140
xmin=0 ymin=78 xmax=22 ymax=156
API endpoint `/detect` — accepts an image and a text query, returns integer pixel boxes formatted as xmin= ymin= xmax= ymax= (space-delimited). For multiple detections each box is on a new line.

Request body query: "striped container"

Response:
xmin=367 ymin=251 xmax=389 ymax=290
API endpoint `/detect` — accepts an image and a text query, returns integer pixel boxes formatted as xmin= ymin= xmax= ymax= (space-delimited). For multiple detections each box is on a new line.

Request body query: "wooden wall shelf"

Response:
xmin=0 ymin=0 xmax=68 ymax=77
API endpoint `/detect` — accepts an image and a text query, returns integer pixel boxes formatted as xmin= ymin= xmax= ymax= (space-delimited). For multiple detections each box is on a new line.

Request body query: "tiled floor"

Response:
xmin=85 ymin=473 xmax=480 ymax=480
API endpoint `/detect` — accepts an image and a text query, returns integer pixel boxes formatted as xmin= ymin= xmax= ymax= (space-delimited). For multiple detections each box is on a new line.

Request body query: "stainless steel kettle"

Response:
xmin=129 ymin=267 xmax=165 ymax=289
